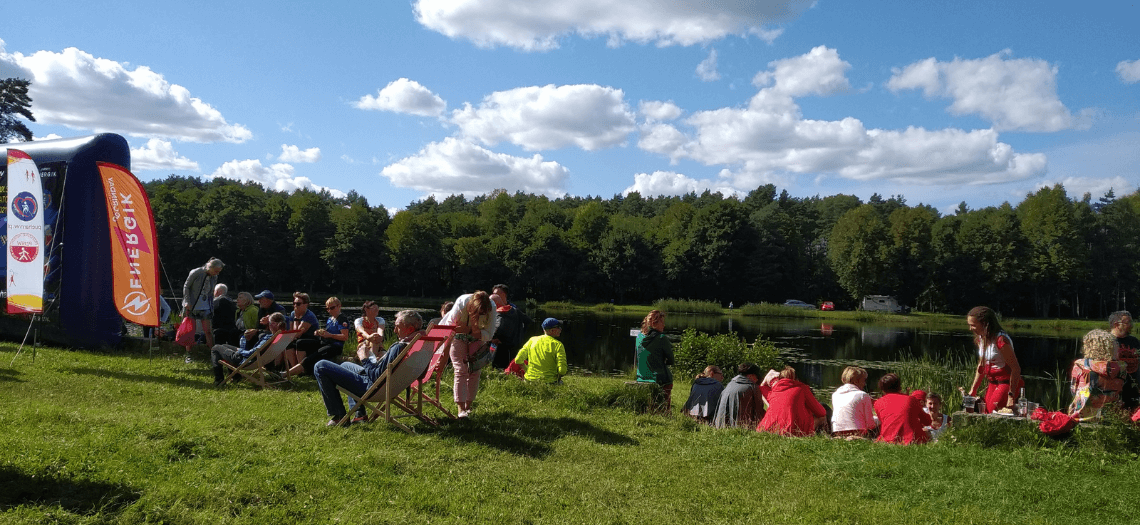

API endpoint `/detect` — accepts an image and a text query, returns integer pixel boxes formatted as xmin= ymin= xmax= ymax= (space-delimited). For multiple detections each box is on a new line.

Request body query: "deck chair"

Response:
xmin=406 ymin=324 xmax=458 ymax=420
xmin=337 ymin=332 xmax=434 ymax=432
xmin=220 ymin=329 xmax=301 ymax=388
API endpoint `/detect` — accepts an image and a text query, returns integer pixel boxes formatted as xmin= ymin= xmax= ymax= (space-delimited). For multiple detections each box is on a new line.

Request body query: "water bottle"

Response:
xmin=1018 ymin=387 xmax=1028 ymax=417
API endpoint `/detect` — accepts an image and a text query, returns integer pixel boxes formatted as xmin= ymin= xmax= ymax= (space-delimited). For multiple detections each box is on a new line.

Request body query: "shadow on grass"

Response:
xmin=0 ymin=465 xmax=139 ymax=515
xmin=64 ymin=366 xmax=221 ymax=391
xmin=0 ymin=367 xmax=23 ymax=382
xmin=428 ymin=411 xmax=638 ymax=458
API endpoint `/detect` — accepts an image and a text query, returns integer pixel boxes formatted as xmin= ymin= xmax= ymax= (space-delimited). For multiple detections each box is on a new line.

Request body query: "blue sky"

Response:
xmin=1 ymin=1 xmax=1137 ymax=214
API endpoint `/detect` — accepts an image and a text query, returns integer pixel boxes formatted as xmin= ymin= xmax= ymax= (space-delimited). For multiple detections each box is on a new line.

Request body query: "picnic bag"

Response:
xmin=175 ymin=317 xmax=195 ymax=348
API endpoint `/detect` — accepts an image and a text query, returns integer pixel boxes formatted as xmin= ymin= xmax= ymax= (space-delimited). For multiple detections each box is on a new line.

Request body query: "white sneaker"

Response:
xmin=457 ymin=410 xmax=469 ymax=419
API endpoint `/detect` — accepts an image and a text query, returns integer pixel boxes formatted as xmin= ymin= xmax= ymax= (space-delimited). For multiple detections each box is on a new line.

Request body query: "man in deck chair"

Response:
xmin=313 ymin=309 xmax=425 ymax=426
xmin=210 ymin=312 xmax=287 ymax=385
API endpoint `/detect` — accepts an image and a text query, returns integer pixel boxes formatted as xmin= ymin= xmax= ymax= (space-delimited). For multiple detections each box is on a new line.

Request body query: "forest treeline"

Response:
xmin=144 ymin=176 xmax=1140 ymax=319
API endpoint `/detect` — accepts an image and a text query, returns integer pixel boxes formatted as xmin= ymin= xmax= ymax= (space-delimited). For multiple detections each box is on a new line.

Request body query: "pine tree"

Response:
xmin=0 ymin=78 xmax=36 ymax=143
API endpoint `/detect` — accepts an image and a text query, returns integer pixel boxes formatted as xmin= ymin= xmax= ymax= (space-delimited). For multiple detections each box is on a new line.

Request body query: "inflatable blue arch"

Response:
xmin=0 ymin=134 xmax=130 ymax=348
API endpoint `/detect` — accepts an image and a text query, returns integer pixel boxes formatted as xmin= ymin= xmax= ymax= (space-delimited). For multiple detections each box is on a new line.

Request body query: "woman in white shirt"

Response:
xmin=831 ymin=366 xmax=877 ymax=439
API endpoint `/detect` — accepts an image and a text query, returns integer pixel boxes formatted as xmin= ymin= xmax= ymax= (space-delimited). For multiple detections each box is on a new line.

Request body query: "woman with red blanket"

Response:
xmin=874 ymin=373 xmax=930 ymax=444
xmin=757 ymin=367 xmax=826 ymax=436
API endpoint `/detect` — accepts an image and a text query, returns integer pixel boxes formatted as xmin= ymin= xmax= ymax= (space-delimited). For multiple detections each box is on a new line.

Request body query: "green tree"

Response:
xmin=828 ymin=205 xmax=889 ymax=301
xmin=0 ymin=78 xmax=35 ymax=142
xmin=1017 ymin=185 xmax=1082 ymax=316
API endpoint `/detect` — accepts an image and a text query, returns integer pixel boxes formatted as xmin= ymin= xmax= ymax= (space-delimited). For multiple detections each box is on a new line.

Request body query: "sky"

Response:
xmin=1 ymin=1 xmax=1137 ymax=214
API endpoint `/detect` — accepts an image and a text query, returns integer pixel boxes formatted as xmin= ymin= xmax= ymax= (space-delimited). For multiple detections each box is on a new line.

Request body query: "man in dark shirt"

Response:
xmin=1111 ymin=310 xmax=1140 ymax=410
xmin=211 ymin=284 xmax=240 ymax=346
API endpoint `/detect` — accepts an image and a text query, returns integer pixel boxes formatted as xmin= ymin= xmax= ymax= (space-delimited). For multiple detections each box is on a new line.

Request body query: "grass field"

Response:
xmin=2 ymin=342 xmax=1138 ymax=524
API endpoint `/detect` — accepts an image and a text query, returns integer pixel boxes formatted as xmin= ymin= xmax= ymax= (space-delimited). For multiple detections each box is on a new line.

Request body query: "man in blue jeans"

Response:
xmin=313 ymin=309 xmax=424 ymax=426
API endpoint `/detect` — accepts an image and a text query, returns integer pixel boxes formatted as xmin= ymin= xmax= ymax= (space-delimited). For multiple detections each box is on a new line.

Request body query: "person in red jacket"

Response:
xmin=757 ymin=367 xmax=827 ymax=437
xmin=874 ymin=373 xmax=930 ymax=445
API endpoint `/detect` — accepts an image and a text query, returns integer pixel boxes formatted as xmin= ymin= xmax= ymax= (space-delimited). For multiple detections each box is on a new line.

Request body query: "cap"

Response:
xmin=542 ymin=317 xmax=561 ymax=330
xmin=254 ymin=290 xmax=274 ymax=300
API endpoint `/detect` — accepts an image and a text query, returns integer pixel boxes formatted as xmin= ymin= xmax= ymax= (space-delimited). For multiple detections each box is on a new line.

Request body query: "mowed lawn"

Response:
xmin=0 ymin=342 xmax=1136 ymax=524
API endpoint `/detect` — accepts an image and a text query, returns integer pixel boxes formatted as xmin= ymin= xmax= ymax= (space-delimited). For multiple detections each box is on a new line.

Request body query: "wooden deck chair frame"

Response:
xmin=337 ymin=332 xmax=435 ymax=432
xmin=220 ymin=329 xmax=302 ymax=388
xmin=406 ymin=324 xmax=457 ymax=420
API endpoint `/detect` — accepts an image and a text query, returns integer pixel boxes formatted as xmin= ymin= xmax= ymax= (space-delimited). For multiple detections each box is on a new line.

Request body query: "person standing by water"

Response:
xmin=966 ymin=306 xmax=1022 ymax=413
xmin=636 ymin=310 xmax=674 ymax=410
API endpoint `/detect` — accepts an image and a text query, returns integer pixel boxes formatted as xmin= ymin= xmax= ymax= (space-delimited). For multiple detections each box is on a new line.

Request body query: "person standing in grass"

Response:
xmin=443 ymin=290 xmax=498 ymax=418
xmin=874 ymin=373 xmax=930 ymax=445
xmin=636 ymin=310 xmax=674 ymax=409
xmin=513 ymin=317 xmax=568 ymax=384
xmin=757 ymin=366 xmax=827 ymax=436
xmin=1109 ymin=311 xmax=1139 ymax=410
xmin=713 ymin=363 xmax=765 ymax=429
xmin=182 ymin=258 xmax=224 ymax=348
xmin=831 ymin=366 xmax=877 ymax=439
xmin=966 ymin=306 xmax=1022 ymax=413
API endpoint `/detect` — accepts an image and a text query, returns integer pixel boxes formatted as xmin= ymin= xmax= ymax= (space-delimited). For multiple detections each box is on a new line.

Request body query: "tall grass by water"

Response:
xmin=3 ymin=342 xmax=1139 ymax=523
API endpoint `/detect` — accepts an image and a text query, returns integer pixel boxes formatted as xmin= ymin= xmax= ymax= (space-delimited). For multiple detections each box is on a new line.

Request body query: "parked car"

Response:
xmin=783 ymin=299 xmax=816 ymax=310
xmin=821 ymin=301 xmax=835 ymax=311
xmin=861 ymin=295 xmax=910 ymax=314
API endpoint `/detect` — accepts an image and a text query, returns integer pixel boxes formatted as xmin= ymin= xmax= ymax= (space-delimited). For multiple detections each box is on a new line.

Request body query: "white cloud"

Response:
xmin=637 ymin=123 xmax=688 ymax=161
xmin=622 ymin=170 xmax=739 ymax=197
xmin=1117 ymin=59 xmax=1140 ymax=84
xmin=380 ymin=137 xmax=569 ymax=197
xmin=451 ymin=84 xmax=636 ymax=151
xmin=637 ymin=46 xmax=1047 ymax=188
xmin=130 ymin=139 xmax=199 ymax=172
xmin=639 ymin=100 xmax=683 ymax=122
xmin=34 ymin=134 xmax=63 ymax=141
xmin=697 ymin=49 xmax=721 ymax=82
xmin=752 ymin=45 xmax=851 ymax=97
xmin=888 ymin=50 xmax=1089 ymax=132
xmin=0 ymin=41 xmax=251 ymax=143
xmin=209 ymin=159 xmax=346 ymax=198
xmin=355 ymin=78 xmax=447 ymax=117
xmin=413 ymin=0 xmax=808 ymax=51
xmin=278 ymin=144 xmax=321 ymax=163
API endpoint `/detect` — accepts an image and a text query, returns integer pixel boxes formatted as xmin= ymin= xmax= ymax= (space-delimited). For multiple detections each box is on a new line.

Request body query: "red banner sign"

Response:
xmin=98 ymin=162 xmax=160 ymax=326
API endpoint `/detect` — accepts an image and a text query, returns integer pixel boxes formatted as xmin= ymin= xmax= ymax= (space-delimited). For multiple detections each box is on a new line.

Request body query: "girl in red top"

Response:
xmin=757 ymin=367 xmax=827 ymax=437
xmin=874 ymin=373 xmax=930 ymax=445
xmin=966 ymin=306 xmax=1022 ymax=413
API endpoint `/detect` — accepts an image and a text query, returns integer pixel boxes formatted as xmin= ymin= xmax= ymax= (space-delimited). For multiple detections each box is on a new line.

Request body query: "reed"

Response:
xmin=651 ymin=298 xmax=724 ymax=314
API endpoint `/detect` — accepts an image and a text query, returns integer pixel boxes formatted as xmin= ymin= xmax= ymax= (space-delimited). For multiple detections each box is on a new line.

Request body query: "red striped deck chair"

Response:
xmin=406 ymin=324 xmax=457 ymax=420
xmin=221 ymin=329 xmax=302 ymax=388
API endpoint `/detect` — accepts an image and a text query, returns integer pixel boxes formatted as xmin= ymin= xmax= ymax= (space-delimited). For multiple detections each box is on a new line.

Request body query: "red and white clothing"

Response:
xmin=978 ymin=332 xmax=1021 ymax=413
xmin=874 ymin=393 xmax=930 ymax=445
xmin=756 ymin=378 xmax=826 ymax=437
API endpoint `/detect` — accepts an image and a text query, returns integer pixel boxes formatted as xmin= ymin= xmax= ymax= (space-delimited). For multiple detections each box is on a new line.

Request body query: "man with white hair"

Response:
xmin=212 ymin=283 xmax=239 ymax=346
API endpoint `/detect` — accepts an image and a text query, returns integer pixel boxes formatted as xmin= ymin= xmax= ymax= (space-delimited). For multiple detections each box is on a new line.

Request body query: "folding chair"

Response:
xmin=406 ymin=324 xmax=458 ymax=420
xmin=220 ymin=330 xmax=301 ymax=388
xmin=337 ymin=332 xmax=439 ymax=431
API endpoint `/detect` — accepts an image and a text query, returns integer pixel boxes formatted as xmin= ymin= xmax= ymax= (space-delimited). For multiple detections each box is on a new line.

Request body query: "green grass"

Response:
xmin=3 ymin=342 xmax=1139 ymax=524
